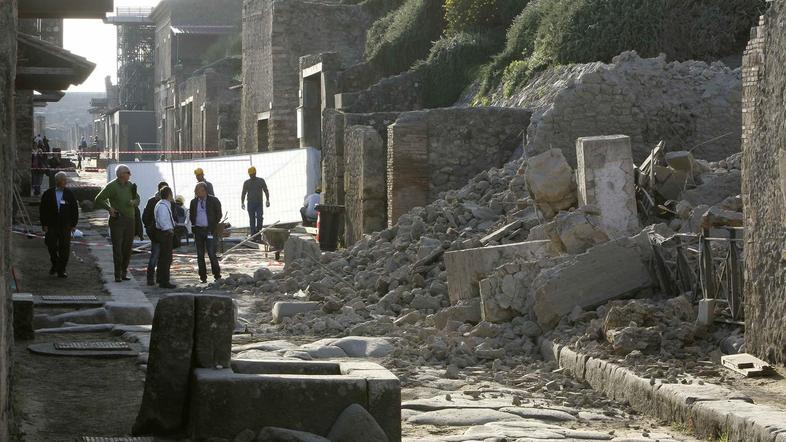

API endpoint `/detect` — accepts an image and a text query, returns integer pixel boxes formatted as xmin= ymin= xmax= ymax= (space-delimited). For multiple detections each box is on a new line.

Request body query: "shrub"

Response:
xmin=443 ymin=0 xmax=528 ymax=36
xmin=364 ymin=0 xmax=446 ymax=76
xmin=477 ymin=0 xmax=766 ymax=98
xmin=414 ymin=32 xmax=500 ymax=107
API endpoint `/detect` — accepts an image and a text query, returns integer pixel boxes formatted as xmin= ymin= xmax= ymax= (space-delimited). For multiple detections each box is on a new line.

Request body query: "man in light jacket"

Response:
xmin=154 ymin=186 xmax=177 ymax=289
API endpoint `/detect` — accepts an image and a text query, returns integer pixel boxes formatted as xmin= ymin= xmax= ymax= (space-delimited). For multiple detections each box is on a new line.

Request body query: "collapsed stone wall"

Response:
xmin=742 ymin=9 xmax=786 ymax=365
xmin=387 ymin=107 xmax=531 ymax=225
xmin=0 ymin=1 xmax=15 ymax=438
xmin=467 ymin=51 xmax=742 ymax=167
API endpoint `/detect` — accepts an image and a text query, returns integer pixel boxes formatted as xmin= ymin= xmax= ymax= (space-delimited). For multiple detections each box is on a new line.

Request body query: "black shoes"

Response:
xmin=49 ymin=266 xmax=56 ymax=275
xmin=147 ymin=279 xmax=155 ymax=286
xmin=57 ymin=273 xmax=68 ymax=278
xmin=122 ymin=276 xmax=131 ymax=281
xmin=159 ymin=283 xmax=177 ymax=289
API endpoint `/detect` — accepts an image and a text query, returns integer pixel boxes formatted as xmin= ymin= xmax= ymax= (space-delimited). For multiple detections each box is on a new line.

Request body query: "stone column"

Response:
xmin=386 ymin=112 xmax=428 ymax=227
xmin=344 ymin=125 xmax=385 ymax=246
xmin=575 ymin=135 xmax=639 ymax=237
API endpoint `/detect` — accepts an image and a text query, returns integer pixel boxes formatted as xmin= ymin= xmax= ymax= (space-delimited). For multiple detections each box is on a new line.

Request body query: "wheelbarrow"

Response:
xmin=263 ymin=227 xmax=290 ymax=261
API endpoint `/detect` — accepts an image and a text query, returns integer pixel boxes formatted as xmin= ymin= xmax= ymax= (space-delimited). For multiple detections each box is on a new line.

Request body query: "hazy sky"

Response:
xmin=64 ymin=0 xmax=161 ymax=93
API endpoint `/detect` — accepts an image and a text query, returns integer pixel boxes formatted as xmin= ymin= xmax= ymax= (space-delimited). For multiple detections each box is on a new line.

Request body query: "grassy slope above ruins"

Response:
xmin=473 ymin=0 xmax=766 ymax=102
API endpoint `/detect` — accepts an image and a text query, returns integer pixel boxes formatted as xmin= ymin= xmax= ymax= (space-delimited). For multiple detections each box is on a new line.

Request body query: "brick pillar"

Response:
xmin=387 ymin=112 xmax=428 ymax=227
xmin=345 ymin=125 xmax=385 ymax=246
xmin=576 ymin=135 xmax=639 ymax=237
xmin=15 ymin=90 xmax=33 ymax=196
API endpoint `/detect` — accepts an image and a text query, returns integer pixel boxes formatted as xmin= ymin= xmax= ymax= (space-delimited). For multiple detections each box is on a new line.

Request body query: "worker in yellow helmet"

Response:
xmin=193 ymin=167 xmax=214 ymax=196
xmin=241 ymin=166 xmax=270 ymax=236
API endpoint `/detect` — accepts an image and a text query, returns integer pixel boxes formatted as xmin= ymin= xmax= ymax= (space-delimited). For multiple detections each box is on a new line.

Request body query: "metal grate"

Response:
xmin=82 ymin=438 xmax=155 ymax=442
xmin=41 ymin=295 xmax=99 ymax=302
xmin=54 ymin=342 xmax=132 ymax=351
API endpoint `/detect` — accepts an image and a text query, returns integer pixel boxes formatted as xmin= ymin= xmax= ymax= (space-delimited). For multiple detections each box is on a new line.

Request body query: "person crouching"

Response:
xmin=154 ymin=186 xmax=177 ymax=289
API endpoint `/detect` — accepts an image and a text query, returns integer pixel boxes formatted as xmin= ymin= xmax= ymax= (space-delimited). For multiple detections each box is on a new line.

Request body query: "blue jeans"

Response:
xmin=147 ymin=239 xmax=161 ymax=283
xmin=248 ymin=201 xmax=264 ymax=235
xmin=194 ymin=227 xmax=221 ymax=281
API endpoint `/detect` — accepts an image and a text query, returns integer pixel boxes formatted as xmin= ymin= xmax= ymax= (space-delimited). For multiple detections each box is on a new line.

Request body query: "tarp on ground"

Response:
xmin=107 ymin=148 xmax=321 ymax=228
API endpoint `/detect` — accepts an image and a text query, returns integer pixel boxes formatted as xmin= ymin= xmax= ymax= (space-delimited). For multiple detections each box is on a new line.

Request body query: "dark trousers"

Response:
xmin=300 ymin=207 xmax=316 ymax=226
xmin=45 ymin=226 xmax=71 ymax=274
xmin=193 ymin=226 xmax=221 ymax=281
xmin=31 ymin=173 xmax=43 ymax=195
xmin=157 ymin=230 xmax=174 ymax=285
xmin=248 ymin=201 xmax=263 ymax=235
xmin=109 ymin=214 xmax=134 ymax=279
xmin=146 ymin=239 xmax=161 ymax=283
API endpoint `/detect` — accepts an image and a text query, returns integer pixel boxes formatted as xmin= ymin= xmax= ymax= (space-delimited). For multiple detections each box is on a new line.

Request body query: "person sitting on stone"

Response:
xmin=300 ymin=187 xmax=321 ymax=227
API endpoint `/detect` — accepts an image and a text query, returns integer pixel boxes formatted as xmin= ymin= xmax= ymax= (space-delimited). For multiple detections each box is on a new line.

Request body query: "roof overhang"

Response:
xmin=16 ymin=33 xmax=96 ymax=90
xmin=18 ymin=0 xmax=114 ymax=19
xmin=33 ymin=90 xmax=66 ymax=104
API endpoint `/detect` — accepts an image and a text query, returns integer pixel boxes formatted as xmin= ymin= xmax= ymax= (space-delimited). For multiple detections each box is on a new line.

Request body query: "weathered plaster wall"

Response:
xmin=241 ymin=0 xmax=371 ymax=152
xmin=741 ymin=10 xmax=786 ymax=365
xmin=0 ymin=1 xmax=17 ymax=438
xmin=14 ymin=90 xmax=33 ymax=196
xmin=387 ymin=107 xmax=531 ymax=226
xmin=469 ymin=51 xmax=742 ymax=167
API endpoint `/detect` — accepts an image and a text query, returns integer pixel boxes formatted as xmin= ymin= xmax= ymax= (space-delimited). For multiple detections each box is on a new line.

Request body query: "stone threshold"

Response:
xmin=538 ymin=338 xmax=786 ymax=442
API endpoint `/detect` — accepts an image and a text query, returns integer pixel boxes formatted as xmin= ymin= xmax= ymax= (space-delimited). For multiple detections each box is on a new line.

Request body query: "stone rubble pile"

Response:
xmin=215 ymin=137 xmax=743 ymax=385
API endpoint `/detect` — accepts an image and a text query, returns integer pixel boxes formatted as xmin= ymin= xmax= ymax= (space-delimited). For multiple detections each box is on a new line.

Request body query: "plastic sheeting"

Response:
xmin=107 ymin=148 xmax=321 ymax=228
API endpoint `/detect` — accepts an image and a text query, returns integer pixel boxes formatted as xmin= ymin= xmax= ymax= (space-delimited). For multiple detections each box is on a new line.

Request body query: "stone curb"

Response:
xmin=538 ymin=338 xmax=786 ymax=442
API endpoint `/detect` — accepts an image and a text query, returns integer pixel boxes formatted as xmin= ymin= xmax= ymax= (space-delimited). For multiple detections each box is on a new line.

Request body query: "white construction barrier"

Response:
xmin=108 ymin=148 xmax=321 ymax=228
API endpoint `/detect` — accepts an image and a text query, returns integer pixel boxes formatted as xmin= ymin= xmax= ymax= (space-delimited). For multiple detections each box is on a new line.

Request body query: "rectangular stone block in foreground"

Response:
xmin=445 ymin=240 xmax=560 ymax=303
xmin=13 ymin=293 xmax=34 ymax=340
xmin=576 ymin=135 xmax=639 ymax=237
xmin=190 ymin=360 xmax=400 ymax=441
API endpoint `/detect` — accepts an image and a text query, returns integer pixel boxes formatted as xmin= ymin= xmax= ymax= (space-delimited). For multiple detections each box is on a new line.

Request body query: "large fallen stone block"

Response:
xmin=528 ymin=207 xmax=610 ymax=255
xmin=433 ymin=298 xmax=481 ymax=329
xmin=189 ymin=360 xmax=400 ymax=441
xmin=576 ymin=135 xmax=639 ymax=237
xmin=445 ymin=240 xmax=560 ymax=303
xmin=284 ymin=233 xmax=320 ymax=267
xmin=525 ymin=148 xmax=577 ymax=218
xmin=133 ymin=294 xmax=196 ymax=436
xmin=194 ymin=295 xmax=235 ymax=369
xmin=271 ymin=301 xmax=320 ymax=324
xmin=531 ymin=236 xmax=653 ymax=328
xmin=479 ymin=261 xmax=549 ymax=323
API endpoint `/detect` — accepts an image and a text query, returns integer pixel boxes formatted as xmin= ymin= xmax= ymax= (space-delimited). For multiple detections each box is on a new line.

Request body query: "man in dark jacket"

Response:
xmin=40 ymin=172 xmax=79 ymax=278
xmin=142 ymin=181 xmax=169 ymax=286
xmin=190 ymin=182 xmax=222 ymax=283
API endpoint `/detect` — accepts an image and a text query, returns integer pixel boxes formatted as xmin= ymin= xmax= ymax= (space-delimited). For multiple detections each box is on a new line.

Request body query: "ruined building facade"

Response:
xmin=741 ymin=6 xmax=786 ymax=365
xmin=152 ymin=0 xmax=241 ymax=157
xmin=240 ymin=0 xmax=372 ymax=152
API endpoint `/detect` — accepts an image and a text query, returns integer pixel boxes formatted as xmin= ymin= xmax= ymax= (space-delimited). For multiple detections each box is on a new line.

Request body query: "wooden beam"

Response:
xmin=18 ymin=0 xmax=113 ymax=19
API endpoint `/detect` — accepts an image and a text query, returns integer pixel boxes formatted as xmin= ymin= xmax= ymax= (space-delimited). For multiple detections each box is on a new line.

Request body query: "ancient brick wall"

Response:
xmin=741 ymin=9 xmax=786 ymax=365
xmin=344 ymin=125 xmax=386 ymax=246
xmin=321 ymin=110 xmax=399 ymax=206
xmin=241 ymin=0 xmax=371 ymax=152
xmin=0 ymin=1 xmax=17 ymax=438
xmin=386 ymin=107 xmax=530 ymax=225
xmin=476 ymin=51 xmax=742 ymax=167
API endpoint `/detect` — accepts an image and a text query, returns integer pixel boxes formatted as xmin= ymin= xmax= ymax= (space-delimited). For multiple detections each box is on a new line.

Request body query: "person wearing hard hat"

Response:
xmin=300 ymin=186 xmax=321 ymax=227
xmin=193 ymin=168 xmax=214 ymax=196
xmin=241 ymin=166 xmax=270 ymax=237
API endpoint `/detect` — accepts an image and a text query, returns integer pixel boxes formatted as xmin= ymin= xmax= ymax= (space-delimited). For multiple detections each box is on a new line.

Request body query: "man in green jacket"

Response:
xmin=95 ymin=164 xmax=140 ymax=282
